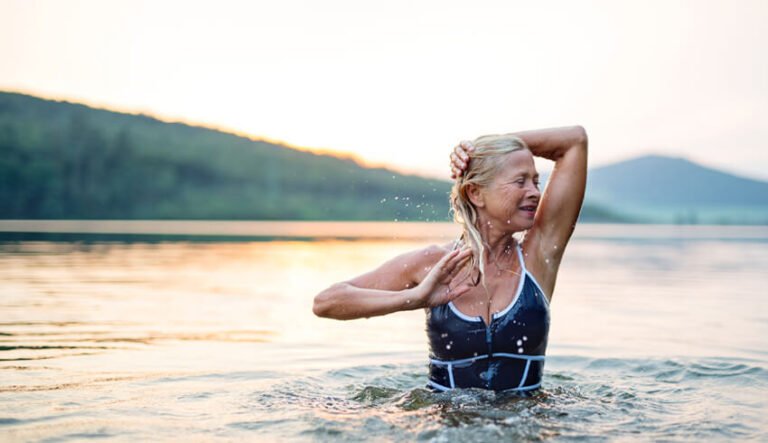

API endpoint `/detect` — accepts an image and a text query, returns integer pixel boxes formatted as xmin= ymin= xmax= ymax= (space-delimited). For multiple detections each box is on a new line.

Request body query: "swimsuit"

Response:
xmin=425 ymin=243 xmax=550 ymax=392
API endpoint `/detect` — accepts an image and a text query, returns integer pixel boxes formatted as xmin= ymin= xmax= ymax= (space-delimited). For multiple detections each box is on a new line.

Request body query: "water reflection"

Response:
xmin=1 ymin=225 xmax=767 ymax=441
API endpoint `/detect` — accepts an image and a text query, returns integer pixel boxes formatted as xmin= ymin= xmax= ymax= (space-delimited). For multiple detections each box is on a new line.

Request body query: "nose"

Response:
xmin=527 ymin=180 xmax=541 ymax=200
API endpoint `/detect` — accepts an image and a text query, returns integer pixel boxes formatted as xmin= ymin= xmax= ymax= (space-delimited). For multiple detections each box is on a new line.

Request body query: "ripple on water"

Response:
xmin=238 ymin=356 xmax=767 ymax=441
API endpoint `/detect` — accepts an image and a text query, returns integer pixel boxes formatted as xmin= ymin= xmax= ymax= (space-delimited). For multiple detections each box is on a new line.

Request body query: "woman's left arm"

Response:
xmin=515 ymin=126 xmax=588 ymax=293
xmin=516 ymin=125 xmax=588 ymax=239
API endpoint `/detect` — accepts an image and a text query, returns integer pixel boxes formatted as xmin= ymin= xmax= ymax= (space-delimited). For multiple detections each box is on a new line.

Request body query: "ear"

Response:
xmin=466 ymin=183 xmax=485 ymax=208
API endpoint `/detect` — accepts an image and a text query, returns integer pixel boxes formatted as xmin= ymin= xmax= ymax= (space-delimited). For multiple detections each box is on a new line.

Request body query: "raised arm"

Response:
xmin=312 ymin=246 xmax=473 ymax=320
xmin=515 ymin=126 xmax=587 ymax=267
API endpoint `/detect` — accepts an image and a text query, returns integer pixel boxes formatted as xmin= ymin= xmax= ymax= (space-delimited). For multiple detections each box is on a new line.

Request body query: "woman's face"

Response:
xmin=479 ymin=149 xmax=541 ymax=231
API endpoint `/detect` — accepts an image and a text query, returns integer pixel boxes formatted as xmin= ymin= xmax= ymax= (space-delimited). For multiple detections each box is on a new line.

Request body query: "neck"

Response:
xmin=475 ymin=213 xmax=519 ymax=265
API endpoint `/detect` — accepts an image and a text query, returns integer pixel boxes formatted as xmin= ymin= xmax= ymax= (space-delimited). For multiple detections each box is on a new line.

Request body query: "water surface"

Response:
xmin=1 ymin=223 xmax=767 ymax=441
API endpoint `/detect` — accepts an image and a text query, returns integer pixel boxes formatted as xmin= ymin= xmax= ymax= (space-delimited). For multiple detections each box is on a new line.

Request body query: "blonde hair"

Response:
xmin=449 ymin=134 xmax=529 ymax=286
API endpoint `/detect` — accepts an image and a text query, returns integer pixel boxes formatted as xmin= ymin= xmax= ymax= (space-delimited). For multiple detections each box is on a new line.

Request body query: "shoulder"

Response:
xmin=345 ymin=242 xmax=454 ymax=291
xmin=422 ymin=242 xmax=454 ymax=259
xmin=410 ymin=242 xmax=454 ymax=268
xmin=405 ymin=242 xmax=456 ymax=283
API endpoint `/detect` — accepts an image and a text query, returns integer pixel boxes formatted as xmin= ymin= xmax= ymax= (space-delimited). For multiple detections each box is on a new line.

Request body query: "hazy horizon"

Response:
xmin=4 ymin=88 xmax=767 ymax=184
xmin=2 ymin=0 xmax=766 ymax=180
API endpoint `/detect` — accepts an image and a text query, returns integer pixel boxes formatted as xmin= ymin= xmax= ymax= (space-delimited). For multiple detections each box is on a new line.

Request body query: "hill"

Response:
xmin=2 ymin=91 xmax=762 ymax=224
xmin=586 ymin=155 xmax=768 ymax=224
xmin=0 ymin=91 xmax=452 ymax=221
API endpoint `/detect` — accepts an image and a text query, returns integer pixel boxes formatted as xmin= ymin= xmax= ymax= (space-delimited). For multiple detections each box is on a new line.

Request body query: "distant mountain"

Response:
xmin=584 ymin=155 xmax=768 ymax=224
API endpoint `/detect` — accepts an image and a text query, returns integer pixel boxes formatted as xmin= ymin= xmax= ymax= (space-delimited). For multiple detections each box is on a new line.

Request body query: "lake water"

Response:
xmin=1 ymin=222 xmax=767 ymax=442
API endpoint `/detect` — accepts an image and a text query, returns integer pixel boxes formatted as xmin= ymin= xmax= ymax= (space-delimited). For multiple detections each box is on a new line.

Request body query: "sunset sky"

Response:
xmin=1 ymin=0 xmax=766 ymax=180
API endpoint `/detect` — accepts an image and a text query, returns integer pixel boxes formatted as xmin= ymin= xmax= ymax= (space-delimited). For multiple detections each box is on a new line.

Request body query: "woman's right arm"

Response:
xmin=312 ymin=246 xmax=472 ymax=320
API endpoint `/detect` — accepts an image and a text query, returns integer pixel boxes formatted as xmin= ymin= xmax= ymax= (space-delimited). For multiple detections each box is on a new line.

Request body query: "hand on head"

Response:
xmin=450 ymin=140 xmax=474 ymax=179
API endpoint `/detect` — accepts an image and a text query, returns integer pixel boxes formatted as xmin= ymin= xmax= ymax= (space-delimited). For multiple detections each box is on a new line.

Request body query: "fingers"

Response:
xmin=432 ymin=248 xmax=460 ymax=275
xmin=449 ymin=152 xmax=463 ymax=179
xmin=449 ymin=140 xmax=474 ymax=179
xmin=433 ymin=248 xmax=471 ymax=276
xmin=443 ymin=248 xmax=472 ymax=276
xmin=452 ymin=147 xmax=468 ymax=166
xmin=446 ymin=283 xmax=473 ymax=301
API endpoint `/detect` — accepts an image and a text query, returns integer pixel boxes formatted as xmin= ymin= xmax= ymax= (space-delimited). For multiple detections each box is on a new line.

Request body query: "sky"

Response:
xmin=1 ymin=0 xmax=766 ymax=180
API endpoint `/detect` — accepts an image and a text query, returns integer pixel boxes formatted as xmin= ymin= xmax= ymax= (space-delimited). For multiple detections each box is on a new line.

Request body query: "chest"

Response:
xmin=451 ymin=271 xmax=525 ymax=324
xmin=426 ymin=276 xmax=551 ymax=360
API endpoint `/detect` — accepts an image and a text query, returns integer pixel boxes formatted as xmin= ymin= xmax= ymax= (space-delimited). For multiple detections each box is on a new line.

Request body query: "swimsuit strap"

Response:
xmin=515 ymin=242 xmax=527 ymax=274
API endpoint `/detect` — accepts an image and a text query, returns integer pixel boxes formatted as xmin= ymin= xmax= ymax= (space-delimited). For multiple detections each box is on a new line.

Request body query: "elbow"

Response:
xmin=312 ymin=282 xmax=348 ymax=319
xmin=312 ymin=291 xmax=331 ymax=318
xmin=574 ymin=125 xmax=588 ymax=150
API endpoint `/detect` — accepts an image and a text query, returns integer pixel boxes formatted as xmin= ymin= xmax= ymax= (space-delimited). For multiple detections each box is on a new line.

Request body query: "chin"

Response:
xmin=519 ymin=218 xmax=535 ymax=231
xmin=504 ymin=222 xmax=532 ymax=234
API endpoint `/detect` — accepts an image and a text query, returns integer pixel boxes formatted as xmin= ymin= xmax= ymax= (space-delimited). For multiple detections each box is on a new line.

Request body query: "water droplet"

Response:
xmin=517 ymin=347 xmax=523 ymax=354
xmin=446 ymin=344 xmax=452 ymax=350
xmin=441 ymin=333 xmax=448 ymax=338
xmin=394 ymin=196 xmax=399 ymax=200
xmin=545 ymin=259 xmax=550 ymax=264
xmin=380 ymin=198 xmax=387 ymax=203
xmin=523 ymin=336 xmax=528 ymax=341
xmin=516 ymin=339 xmax=522 ymax=346
xmin=553 ymin=245 xmax=558 ymax=249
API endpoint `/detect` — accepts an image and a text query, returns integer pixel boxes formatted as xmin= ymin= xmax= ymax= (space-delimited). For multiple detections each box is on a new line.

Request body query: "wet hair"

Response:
xmin=449 ymin=134 xmax=529 ymax=287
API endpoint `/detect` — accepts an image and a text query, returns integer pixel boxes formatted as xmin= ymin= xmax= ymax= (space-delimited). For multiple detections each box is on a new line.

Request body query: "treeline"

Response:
xmin=0 ymin=91 xmax=625 ymax=222
xmin=0 ymin=92 xmax=454 ymax=220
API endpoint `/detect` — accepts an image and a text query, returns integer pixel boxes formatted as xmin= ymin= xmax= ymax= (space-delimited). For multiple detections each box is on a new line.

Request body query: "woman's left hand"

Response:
xmin=450 ymin=140 xmax=474 ymax=179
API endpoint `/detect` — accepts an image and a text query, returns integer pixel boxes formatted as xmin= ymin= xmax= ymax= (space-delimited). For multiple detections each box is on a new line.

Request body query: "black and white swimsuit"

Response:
xmin=425 ymin=243 xmax=550 ymax=392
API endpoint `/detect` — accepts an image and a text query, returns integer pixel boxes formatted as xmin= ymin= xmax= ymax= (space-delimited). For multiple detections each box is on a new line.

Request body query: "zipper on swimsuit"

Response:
xmin=485 ymin=321 xmax=493 ymax=389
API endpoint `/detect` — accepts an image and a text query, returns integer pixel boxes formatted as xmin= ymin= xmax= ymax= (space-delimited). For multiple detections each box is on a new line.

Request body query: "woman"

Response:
xmin=313 ymin=126 xmax=587 ymax=393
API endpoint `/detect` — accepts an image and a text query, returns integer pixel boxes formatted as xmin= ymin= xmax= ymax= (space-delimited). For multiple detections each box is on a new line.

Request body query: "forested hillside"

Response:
xmin=0 ymin=91 xmax=645 ymax=223
xmin=0 ymin=92 xmax=453 ymax=220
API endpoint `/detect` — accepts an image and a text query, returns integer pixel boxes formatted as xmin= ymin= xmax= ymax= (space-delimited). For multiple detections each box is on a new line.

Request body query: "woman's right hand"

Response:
xmin=415 ymin=248 xmax=475 ymax=308
xmin=450 ymin=140 xmax=474 ymax=179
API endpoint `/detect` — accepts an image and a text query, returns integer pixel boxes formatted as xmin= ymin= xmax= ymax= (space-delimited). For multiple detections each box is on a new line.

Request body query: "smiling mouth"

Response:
xmin=519 ymin=205 xmax=537 ymax=212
